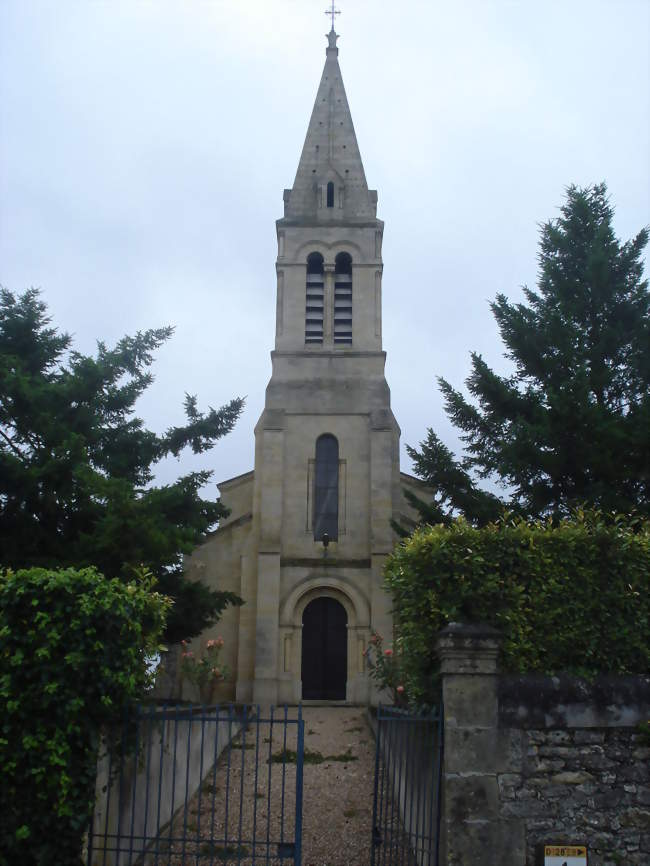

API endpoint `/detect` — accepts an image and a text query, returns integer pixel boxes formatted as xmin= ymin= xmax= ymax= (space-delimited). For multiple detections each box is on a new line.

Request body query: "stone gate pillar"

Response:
xmin=436 ymin=623 xmax=525 ymax=865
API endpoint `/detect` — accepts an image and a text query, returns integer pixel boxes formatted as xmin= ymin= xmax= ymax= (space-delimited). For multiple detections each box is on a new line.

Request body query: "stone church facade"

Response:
xmin=185 ymin=29 xmax=423 ymax=706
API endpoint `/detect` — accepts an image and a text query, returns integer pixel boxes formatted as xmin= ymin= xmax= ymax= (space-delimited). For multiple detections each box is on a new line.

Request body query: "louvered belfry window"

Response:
xmin=314 ymin=434 xmax=339 ymax=541
xmin=334 ymin=252 xmax=352 ymax=344
xmin=305 ymin=252 xmax=324 ymax=344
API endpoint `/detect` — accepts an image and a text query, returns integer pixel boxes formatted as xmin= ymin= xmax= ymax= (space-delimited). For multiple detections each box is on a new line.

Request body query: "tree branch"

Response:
xmin=0 ymin=427 xmax=25 ymax=459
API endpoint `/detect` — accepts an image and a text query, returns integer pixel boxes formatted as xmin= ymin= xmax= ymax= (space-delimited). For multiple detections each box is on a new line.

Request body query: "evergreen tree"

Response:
xmin=409 ymin=183 xmax=649 ymax=522
xmin=0 ymin=288 xmax=244 ymax=640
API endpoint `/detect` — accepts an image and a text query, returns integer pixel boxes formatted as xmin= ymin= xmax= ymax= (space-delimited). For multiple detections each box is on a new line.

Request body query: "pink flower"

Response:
xmin=211 ymin=667 xmax=221 ymax=677
xmin=396 ymin=685 xmax=405 ymax=694
xmin=216 ymin=637 xmax=224 ymax=648
xmin=384 ymin=649 xmax=393 ymax=657
xmin=206 ymin=639 xmax=218 ymax=649
xmin=181 ymin=640 xmax=187 ymax=647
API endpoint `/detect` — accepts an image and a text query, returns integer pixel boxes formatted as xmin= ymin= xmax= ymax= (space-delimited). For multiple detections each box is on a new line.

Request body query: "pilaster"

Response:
xmin=252 ymin=551 xmax=282 ymax=705
xmin=437 ymin=623 xmax=525 ymax=866
xmin=252 ymin=410 xmax=285 ymax=705
xmin=234 ymin=551 xmax=255 ymax=703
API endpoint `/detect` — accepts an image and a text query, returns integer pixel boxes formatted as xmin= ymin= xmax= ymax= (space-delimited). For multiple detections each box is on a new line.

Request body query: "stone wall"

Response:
xmin=499 ymin=723 xmax=649 ymax=865
xmin=437 ymin=624 xmax=650 ymax=866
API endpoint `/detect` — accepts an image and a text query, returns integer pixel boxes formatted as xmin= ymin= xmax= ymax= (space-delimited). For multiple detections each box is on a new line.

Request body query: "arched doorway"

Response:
xmin=301 ymin=597 xmax=347 ymax=700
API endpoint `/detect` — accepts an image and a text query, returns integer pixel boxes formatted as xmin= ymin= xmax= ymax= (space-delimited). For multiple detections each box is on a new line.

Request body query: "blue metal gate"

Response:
xmin=87 ymin=704 xmax=304 ymax=866
xmin=370 ymin=705 xmax=443 ymax=866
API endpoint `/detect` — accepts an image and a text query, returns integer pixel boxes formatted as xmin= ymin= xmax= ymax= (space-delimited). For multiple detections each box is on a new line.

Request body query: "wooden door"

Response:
xmin=301 ymin=597 xmax=347 ymax=700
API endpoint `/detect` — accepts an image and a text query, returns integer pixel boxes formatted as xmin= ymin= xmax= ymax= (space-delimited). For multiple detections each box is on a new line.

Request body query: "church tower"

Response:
xmin=188 ymin=27 xmax=418 ymax=706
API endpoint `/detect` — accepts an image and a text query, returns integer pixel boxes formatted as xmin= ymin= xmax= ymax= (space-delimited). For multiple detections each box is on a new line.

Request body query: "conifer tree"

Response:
xmin=409 ymin=183 xmax=649 ymax=522
xmin=0 ymin=288 xmax=244 ymax=640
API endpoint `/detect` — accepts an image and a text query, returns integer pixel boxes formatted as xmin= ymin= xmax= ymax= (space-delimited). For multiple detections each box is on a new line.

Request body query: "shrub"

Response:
xmin=0 ymin=566 xmax=170 ymax=866
xmin=384 ymin=512 xmax=650 ymax=708
xmin=180 ymin=636 xmax=229 ymax=701
xmin=364 ymin=631 xmax=407 ymax=707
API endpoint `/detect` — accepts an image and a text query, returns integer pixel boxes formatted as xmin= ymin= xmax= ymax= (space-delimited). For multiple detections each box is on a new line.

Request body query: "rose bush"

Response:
xmin=180 ymin=636 xmax=229 ymax=702
xmin=364 ymin=631 xmax=407 ymax=707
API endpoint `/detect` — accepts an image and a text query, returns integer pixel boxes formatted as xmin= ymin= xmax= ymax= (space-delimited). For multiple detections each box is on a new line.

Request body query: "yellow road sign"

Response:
xmin=544 ymin=846 xmax=587 ymax=866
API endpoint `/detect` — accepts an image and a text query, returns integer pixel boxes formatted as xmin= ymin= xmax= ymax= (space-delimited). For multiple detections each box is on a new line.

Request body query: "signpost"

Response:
xmin=544 ymin=845 xmax=588 ymax=866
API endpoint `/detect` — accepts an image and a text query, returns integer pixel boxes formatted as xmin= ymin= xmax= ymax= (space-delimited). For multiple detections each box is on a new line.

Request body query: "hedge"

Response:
xmin=0 ymin=566 xmax=170 ymax=866
xmin=384 ymin=512 xmax=649 ymax=708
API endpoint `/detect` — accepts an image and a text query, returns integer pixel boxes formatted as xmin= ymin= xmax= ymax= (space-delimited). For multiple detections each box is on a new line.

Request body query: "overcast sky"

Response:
xmin=1 ymin=0 xmax=649 ymax=497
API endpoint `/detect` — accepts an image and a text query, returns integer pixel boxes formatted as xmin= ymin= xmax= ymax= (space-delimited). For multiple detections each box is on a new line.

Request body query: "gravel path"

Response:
xmin=160 ymin=706 xmax=377 ymax=866
xmin=299 ymin=707 xmax=375 ymax=866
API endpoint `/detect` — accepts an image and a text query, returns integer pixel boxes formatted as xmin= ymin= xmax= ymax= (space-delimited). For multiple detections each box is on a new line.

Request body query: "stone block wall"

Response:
xmin=437 ymin=624 xmax=650 ymax=866
xmin=499 ymin=727 xmax=649 ymax=865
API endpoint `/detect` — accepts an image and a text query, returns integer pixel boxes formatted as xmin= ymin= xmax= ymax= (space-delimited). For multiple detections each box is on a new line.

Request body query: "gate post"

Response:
xmin=436 ymin=623 xmax=525 ymax=865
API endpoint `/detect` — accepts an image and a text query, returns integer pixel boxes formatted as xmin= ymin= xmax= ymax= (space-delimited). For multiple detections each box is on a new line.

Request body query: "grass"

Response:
xmin=343 ymin=808 xmax=358 ymax=818
xmin=230 ymin=736 xmax=256 ymax=750
xmin=326 ymin=750 xmax=358 ymax=763
xmin=269 ymin=748 xmax=357 ymax=765
xmin=199 ymin=843 xmax=250 ymax=860
xmin=344 ymin=726 xmax=364 ymax=733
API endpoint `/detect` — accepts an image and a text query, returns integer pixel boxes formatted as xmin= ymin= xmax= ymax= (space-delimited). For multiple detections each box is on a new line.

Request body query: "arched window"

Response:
xmin=305 ymin=252 xmax=324 ymax=344
xmin=314 ymin=434 xmax=339 ymax=541
xmin=326 ymin=181 xmax=335 ymax=208
xmin=334 ymin=252 xmax=352 ymax=344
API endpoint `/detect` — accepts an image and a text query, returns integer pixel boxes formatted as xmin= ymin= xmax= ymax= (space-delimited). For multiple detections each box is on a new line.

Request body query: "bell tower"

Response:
xmin=188 ymin=25 xmax=414 ymax=708
xmin=238 ymin=26 xmax=401 ymax=706
xmin=274 ymin=27 xmax=384 ymax=356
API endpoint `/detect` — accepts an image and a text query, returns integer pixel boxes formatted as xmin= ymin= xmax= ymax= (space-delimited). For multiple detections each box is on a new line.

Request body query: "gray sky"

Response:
xmin=1 ymin=0 xmax=649 ymax=496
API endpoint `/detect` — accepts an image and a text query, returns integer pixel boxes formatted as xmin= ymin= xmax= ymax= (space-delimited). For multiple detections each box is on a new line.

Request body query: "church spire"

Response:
xmin=281 ymin=25 xmax=377 ymax=223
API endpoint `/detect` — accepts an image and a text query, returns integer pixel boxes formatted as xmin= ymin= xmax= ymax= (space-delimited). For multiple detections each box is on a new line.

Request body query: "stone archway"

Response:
xmin=301 ymin=596 xmax=347 ymax=700
xmin=278 ymin=577 xmax=371 ymax=704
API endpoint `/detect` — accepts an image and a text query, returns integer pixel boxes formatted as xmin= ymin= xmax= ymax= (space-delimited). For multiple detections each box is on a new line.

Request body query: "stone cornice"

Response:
xmin=280 ymin=557 xmax=371 ymax=569
xmin=271 ymin=350 xmax=386 ymax=360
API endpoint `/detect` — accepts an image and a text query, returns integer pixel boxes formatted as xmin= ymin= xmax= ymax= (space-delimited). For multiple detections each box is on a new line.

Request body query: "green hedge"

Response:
xmin=384 ymin=513 xmax=650 ymax=708
xmin=0 ymin=567 xmax=170 ymax=866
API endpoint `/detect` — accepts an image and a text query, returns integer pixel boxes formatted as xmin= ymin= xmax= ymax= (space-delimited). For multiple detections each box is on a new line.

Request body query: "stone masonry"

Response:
xmin=437 ymin=623 xmax=650 ymax=866
xmin=500 ymin=728 xmax=649 ymax=865
xmin=182 ymin=27 xmax=427 ymax=707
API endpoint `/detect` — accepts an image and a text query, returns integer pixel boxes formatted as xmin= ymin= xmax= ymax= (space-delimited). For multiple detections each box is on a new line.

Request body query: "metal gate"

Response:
xmin=370 ymin=705 xmax=443 ymax=866
xmin=87 ymin=704 xmax=304 ymax=866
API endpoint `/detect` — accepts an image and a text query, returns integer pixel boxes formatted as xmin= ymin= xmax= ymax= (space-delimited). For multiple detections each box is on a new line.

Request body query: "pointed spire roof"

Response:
xmin=282 ymin=29 xmax=377 ymax=224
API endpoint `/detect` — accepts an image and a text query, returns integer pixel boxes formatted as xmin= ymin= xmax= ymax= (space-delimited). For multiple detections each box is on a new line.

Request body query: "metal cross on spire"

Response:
xmin=324 ymin=1 xmax=340 ymax=31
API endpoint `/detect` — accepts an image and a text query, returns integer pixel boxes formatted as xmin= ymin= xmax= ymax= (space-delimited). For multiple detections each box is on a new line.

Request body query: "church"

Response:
xmin=185 ymin=25 xmax=423 ymax=706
